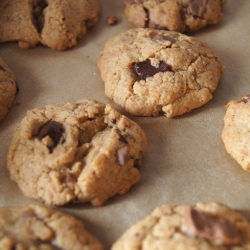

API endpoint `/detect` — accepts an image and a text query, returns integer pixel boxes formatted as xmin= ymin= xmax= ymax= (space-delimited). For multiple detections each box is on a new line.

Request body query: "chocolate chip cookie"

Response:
xmin=98 ymin=28 xmax=225 ymax=117
xmin=0 ymin=0 xmax=101 ymax=50
xmin=222 ymin=95 xmax=250 ymax=171
xmin=0 ymin=56 xmax=17 ymax=121
xmin=0 ymin=204 xmax=104 ymax=250
xmin=7 ymin=99 xmax=147 ymax=206
xmin=123 ymin=0 xmax=226 ymax=32
xmin=111 ymin=202 xmax=250 ymax=250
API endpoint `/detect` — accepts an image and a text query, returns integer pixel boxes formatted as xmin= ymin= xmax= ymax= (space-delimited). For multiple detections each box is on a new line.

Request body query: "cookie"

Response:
xmin=123 ymin=0 xmax=226 ymax=33
xmin=111 ymin=202 xmax=250 ymax=250
xmin=7 ymin=99 xmax=147 ymax=206
xmin=0 ymin=204 xmax=104 ymax=250
xmin=222 ymin=95 xmax=250 ymax=171
xmin=0 ymin=56 xmax=17 ymax=121
xmin=98 ymin=28 xmax=225 ymax=117
xmin=0 ymin=0 xmax=101 ymax=50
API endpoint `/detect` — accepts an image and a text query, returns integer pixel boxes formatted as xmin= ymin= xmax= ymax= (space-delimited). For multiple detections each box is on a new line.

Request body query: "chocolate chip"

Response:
xmin=133 ymin=59 xmax=171 ymax=80
xmin=242 ymin=94 xmax=250 ymax=103
xmin=187 ymin=0 xmax=208 ymax=17
xmin=0 ymin=65 xmax=5 ymax=71
xmin=51 ymin=245 xmax=64 ymax=250
xmin=124 ymin=0 xmax=146 ymax=3
xmin=183 ymin=206 xmax=241 ymax=246
xmin=117 ymin=146 xmax=129 ymax=165
xmin=119 ymin=134 xmax=128 ymax=144
xmin=65 ymin=173 xmax=77 ymax=183
xmin=111 ymin=119 xmax=117 ymax=124
xmin=37 ymin=121 xmax=63 ymax=151
xmin=151 ymin=34 xmax=176 ymax=43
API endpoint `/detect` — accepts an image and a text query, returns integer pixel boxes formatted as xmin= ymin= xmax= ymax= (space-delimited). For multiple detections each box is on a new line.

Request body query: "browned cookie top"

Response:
xmin=0 ymin=0 xmax=101 ymax=50
xmin=0 ymin=204 xmax=104 ymax=250
xmin=123 ymin=0 xmax=226 ymax=32
xmin=98 ymin=28 xmax=225 ymax=117
xmin=111 ymin=202 xmax=250 ymax=250
xmin=0 ymin=56 xmax=17 ymax=121
xmin=222 ymin=95 xmax=250 ymax=171
xmin=7 ymin=99 xmax=147 ymax=206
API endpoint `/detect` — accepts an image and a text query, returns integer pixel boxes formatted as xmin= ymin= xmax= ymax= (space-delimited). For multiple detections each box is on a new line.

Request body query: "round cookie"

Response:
xmin=0 ymin=56 xmax=17 ymax=121
xmin=0 ymin=0 xmax=101 ymax=50
xmin=222 ymin=95 xmax=250 ymax=171
xmin=0 ymin=204 xmax=104 ymax=250
xmin=7 ymin=99 xmax=147 ymax=206
xmin=111 ymin=202 xmax=250 ymax=250
xmin=98 ymin=28 xmax=225 ymax=117
xmin=123 ymin=0 xmax=226 ymax=33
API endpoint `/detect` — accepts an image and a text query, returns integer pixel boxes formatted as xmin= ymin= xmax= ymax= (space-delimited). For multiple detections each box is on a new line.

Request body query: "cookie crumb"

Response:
xmin=106 ymin=15 xmax=118 ymax=26
xmin=16 ymin=100 xmax=21 ymax=105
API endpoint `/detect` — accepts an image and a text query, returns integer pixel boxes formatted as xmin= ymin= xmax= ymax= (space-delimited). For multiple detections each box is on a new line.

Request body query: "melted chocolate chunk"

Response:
xmin=119 ymin=134 xmax=128 ymax=144
xmin=0 ymin=65 xmax=6 ymax=71
xmin=151 ymin=34 xmax=176 ymax=43
xmin=65 ymin=173 xmax=77 ymax=183
xmin=123 ymin=0 xmax=145 ymax=3
xmin=37 ymin=121 xmax=63 ymax=151
xmin=187 ymin=0 xmax=208 ymax=17
xmin=111 ymin=119 xmax=117 ymax=124
xmin=133 ymin=59 xmax=171 ymax=80
xmin=184 ymin=206 xmax=241 ymax=246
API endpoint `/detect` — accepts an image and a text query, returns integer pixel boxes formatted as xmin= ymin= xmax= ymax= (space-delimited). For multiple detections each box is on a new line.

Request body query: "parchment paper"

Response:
xmin=0 ymin=1 xmax=250 ymax=248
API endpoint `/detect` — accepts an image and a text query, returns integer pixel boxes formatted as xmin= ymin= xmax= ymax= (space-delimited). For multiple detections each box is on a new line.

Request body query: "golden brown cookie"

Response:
xmin=98 ymin=28 xmax=225 ymax=117
xmin=0 ymin=56 xmax=17 ymax=121
xmin=112 ymin=202 xmax=250 ymax=250
xmin=7 ymin=99 xmax=147 ymax=206
xmin=0 ymin=0 xmax=101 ymax=50
xmin=123 ymin=0 xmax=226 ymax=32
xmin=0 ymin=204 xmax=104 ymax=250
xmin=222 ymin=95 xmax=250 ymax=171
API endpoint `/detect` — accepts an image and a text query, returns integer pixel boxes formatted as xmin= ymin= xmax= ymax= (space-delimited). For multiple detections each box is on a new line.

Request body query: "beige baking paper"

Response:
xmin=0 ymin=0 xmax=250 ymax=248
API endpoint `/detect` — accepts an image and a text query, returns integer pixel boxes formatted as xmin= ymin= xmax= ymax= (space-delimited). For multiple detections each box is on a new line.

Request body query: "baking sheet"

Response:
xmin=0 ymin=0 xmax=250 ymax=248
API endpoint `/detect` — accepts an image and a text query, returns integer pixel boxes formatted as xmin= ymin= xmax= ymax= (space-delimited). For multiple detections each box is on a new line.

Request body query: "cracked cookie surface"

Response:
xmin=0 ymin=0 xmax=101 ymax=50
xmin=0 ymin=204 xmax=104 ymax=250
xmin=222 ymin=95 xmax=250 ymax=171
xmin=0 ymin=56 xmax=17 ymax=121
xmin=98 ymin=28 xmax=225 ymax=117
xmin=111 ymin=202 xmax=250 ymax=250
xmin=7 ymin=99 xmax=147 ymax=206
xmin=123 ymin=0 xmax=226 ymax=32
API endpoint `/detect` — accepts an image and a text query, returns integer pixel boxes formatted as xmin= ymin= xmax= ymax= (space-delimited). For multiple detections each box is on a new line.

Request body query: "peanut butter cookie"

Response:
xmin=123 ymin=0 xmax=226 ymax=32
xmin=0 ymin=56 xmax=17 ymax=121
xmin=0 ymin=204 xmax=104 ymax=250
xmin=98 ymin=28 xmax=225 ymax=117
xmin=222 ymin=95 xmax=250 ymax=171
xmin=0 ymin=0 xmax=101 ymax=50
xmin=7 ymin=99 xmax=147 ymax=206
xmin=112 ymin=202 xmax=250 ymax=250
